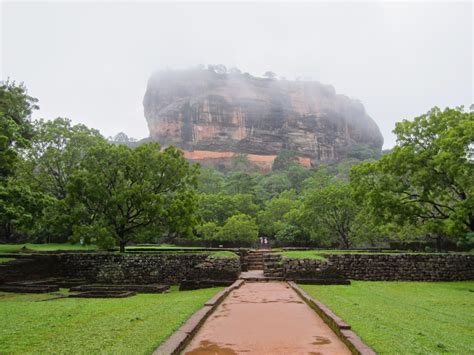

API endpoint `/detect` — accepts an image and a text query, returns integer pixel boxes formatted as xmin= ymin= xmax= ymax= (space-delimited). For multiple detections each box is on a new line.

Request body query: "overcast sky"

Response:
xmin=1 ymin=1 xmax=472 ymax=148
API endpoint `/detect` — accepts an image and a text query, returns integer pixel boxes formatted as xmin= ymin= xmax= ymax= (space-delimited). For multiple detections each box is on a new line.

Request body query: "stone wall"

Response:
xmin=0 ymin=255 xmax=57 ymax=283
xmin=325 ymin=254 xmax=474 ymax=281
xmin=267 ymin=253 xmax=474 ymax=281
xmin=54 ymin=253 xmax=240 ymax=284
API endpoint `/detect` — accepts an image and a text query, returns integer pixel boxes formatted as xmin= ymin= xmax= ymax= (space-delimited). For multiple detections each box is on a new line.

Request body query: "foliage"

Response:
xmin=198 ymin=193 xmax=238 ymax=225
xmin=301 ymin=182 xmax=363 ymax=248
xmin=0 ymin=80 xmax=38 ymax=179
xmin=286 ymin=163 xmax=312 ymax=191
xmin=351 ymin=106 xmax=474 ymax=241
xmin=257 ymin=190 xmax=302 ymax=236
xmin=0 ymin=178 xmax=50 ymax=240
xmin=24 ymin=118 xmax=106 ymax=199
xmin=197 ymin=167 xmax=225 ymax=193
xmin=272 ymin=150 xmax=298 ymax=171
xmin=344 ymin=143 xmax=380 ymax=160
xmin=275 ymin=224 xmax=308 ymax=246
xmin=255 ymin=173 xmax=291 ymax=201
xmin=224 ymin=171 xmax=257 ymax=194
xmin=301 ymin=281 xmax=474 ymax=354
xmin=215 ymin=213 xmax=259 ymax=245
xmin=68 ymin=143 xmax=198 ymax=251
xmin=195 ymin=221 xmax=219 ymax=245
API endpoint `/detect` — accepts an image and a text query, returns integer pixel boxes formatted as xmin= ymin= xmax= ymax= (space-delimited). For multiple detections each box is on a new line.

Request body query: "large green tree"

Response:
xmin=0 ymin=178 xmax=50 ymax=241
xmin=17 ymin=118 xmax=107 ymax=241
xmin=257 ymin=190 xmax=301 ymax=237
xmin=301 ymin=182 xmax=363 ymax=249
xmin=68 ymin=143 xmax=198 ymax=252
xmin=0 ymin=80 xmax=38 ymax=179
xmin=24 ymin=118 xmax=106 ymax=199
xmin=351 ymin=106 xmax=474 ymax=240
xmin=215 ymin=213 xmax=259 ymax=246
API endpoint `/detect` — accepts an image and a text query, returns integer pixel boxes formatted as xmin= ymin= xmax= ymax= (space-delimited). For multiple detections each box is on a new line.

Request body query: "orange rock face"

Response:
xmin=183 ymin=150 xmax=277 ymax=172
xmin=143 ymin=68 xmax=383 ymax=170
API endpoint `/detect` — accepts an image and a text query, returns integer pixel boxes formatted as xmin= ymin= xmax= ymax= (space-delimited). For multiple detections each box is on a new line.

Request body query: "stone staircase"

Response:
xmin=263 ymin=254 xmax=284 ymax=278
xmin=247 ymin=251 xmax=265 ymax=270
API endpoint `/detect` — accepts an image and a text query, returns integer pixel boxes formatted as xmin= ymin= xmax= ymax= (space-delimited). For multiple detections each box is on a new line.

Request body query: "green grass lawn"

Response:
xmin=210 ymin=251 xmax=238 ymax=258
xmin=278 ymin=250 xmax=327 ymax=260
xmin=0 ymin=286 xmax=222 ymax=354
xmin=0 ymin=257 xmax=15 ymax=263
xmin=0 ymin=243 xmax=97 ymax=253
xmin=301 ymin=281 xmax=474 ymax=354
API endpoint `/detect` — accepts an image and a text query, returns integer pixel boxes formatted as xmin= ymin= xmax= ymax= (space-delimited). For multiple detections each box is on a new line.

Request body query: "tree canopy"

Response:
xmin=351 ymin=106 xmax=473 ymax=241
xmin=68 ymin=143 xmax=198 ymax=251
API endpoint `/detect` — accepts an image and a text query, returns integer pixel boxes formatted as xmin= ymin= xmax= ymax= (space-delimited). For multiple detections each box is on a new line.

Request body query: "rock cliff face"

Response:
xmin=143 ymin=68 xmax=383 ymax=169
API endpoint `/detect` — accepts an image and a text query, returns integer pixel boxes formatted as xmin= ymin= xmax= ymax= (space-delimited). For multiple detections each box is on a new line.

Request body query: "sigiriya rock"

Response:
xmin=143 ymin=66 xmax=383 ymax=170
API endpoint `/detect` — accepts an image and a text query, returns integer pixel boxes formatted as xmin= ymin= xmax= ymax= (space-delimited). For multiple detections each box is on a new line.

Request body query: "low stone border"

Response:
xmin=288 ymin=281 xmax=376 ymax=355
xmin=153 ymin=279 xmax=244 ymax=355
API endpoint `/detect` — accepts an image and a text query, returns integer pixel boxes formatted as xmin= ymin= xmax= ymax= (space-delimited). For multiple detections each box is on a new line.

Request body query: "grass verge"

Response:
xmin=0 ymin=287 xmax=223 ymax=354
xmin=277 ymin=250 xmax=327 ymax=260
xmin=300 ymin=281 xmax=474 ymax=354
xmin=210 ymin=251 xmax=238 ymax=258
xmin=0 ymin=243 xmax=97 ymax=253
xmin=0 ymin=257 xmax=15 ymax=263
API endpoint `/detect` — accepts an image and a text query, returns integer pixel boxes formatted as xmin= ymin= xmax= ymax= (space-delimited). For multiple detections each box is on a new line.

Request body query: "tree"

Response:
xmin=68 ymin=143 xmax=198 ymax=252
xmin=196 ymin=221 xmax=219 ymax=247
xmin=257 ymin=190 xmax=301 ymax=237
xmin=301 ymin=182 xmax=361 ymax=249
xmin=110 ymin=132 xmax=136 ymax=143
xmin=255 ymin=173 xmax=291 ymax=201
xmin=197 ymin=167 xmax=225 ymax=194
xmin=275 ymin=224 xmax=308 ymax=246
xmin=263 ymin=71 xmax=277 ymax=79
xmin=351 ymin=106 xmax=474 ymax=240
xmin=0 ymin=80 xmax=38 ymax=179
xmin=232 ymin=193 xmax=259 ymax=217
xmin=224 ymin=171 xmax=257 ymax=195
xmin=272 ymin=150 xmax=298 ymax=171
xmin=197 ymin=193 xmax=238 ymax=225
xmin=24 ymin=118 xmax=106 ymax=199
xmin=216 ymin=213 xmax=259 ymax=246
xmin=287 ymin=163 xmax=312 ymax=191
xmin=0 ymin=178 xmax=49 ymax=241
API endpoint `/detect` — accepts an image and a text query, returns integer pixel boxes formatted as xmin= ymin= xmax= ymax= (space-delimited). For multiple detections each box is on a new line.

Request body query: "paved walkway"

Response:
xmin=183 ymin=282 xmax=351 ymax=355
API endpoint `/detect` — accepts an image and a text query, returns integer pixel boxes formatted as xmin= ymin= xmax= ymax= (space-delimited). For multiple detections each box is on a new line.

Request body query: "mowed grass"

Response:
xmin=0 ymin=243 xmax=97 ymax=253
xmin=278 ymin=250 xmax=327 ymax=260
xmin=0 ymin=257 xmax=15 ymax=263
xmin=301 ymin=281 xmax=474 ymax=354
xmin=210 ymin=251 xmax=239 ymax=258
xmin=0 ymin=287 xmax=223 ymax=354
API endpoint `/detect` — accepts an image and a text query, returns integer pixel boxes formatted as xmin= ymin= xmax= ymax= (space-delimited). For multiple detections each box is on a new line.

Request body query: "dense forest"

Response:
xmin=1 ymin=80 xmax=473 ymax=251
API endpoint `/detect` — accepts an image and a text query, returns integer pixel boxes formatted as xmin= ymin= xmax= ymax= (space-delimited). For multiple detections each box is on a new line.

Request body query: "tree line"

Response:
xmin=1 ymin=80 xmax=472 ymax=251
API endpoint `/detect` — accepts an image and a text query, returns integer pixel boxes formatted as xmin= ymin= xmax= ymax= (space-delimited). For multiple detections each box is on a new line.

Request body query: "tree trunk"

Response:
xmin=340 ymin=232 xmax=350 ymax=249
xmin=119 ymin=240 xmax=126 ymax=253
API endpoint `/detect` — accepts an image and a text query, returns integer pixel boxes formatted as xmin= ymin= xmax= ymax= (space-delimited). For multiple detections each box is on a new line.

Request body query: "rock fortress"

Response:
xmin=143 ymin=66 xmax=383 ymax=171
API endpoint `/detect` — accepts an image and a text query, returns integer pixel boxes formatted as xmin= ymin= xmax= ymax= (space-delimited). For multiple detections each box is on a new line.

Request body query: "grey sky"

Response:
xmin=1 ymin=1 xmax=472 ymax=148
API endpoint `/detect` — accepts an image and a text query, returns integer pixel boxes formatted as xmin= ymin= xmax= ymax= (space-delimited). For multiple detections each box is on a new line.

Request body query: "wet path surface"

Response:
xmin=183 ymin=282 xmax=351 ymax=355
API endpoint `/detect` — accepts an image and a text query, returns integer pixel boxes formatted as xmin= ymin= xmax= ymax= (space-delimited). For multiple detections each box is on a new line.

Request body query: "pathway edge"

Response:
xmin=153 ymin=279 xmax=244 ymax=355
xmin=288 ymin=281 xmax=376 ymax=355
